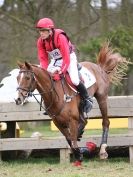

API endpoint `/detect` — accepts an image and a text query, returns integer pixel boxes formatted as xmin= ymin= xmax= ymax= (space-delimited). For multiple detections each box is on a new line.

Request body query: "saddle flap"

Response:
xmin=65 ymin=65 xmax=96 ymax=90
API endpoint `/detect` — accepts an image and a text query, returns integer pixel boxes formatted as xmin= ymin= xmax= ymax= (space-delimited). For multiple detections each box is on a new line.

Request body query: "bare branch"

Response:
xmin=0 ymin=8 xmax=34 ymax=31
xmin=72 ymin=3 xmax=100 ymax=38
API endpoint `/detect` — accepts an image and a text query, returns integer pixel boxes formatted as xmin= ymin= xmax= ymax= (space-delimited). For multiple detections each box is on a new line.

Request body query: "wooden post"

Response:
xmin=128 ymin=117 xmax=133 ymax=163
xmin=60 ymin=148 xmax=70 ymax=164
xmin=1 ymin=121 xmax=16 ymax=160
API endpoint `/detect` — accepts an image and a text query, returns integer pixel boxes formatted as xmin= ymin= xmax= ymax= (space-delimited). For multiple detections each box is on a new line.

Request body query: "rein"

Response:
xmin=17 ymin=68 xmax=74 ymax=117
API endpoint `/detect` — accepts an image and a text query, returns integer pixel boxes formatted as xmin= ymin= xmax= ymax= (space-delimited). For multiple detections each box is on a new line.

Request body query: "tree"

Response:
xmin=120 ymin=0 xmax=130 ymax=27
xmin=100 ymin=0 xmax=109 ymax=34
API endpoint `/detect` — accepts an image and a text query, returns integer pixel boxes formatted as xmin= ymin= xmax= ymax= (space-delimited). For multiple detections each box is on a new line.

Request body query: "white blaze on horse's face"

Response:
xmin=21 ymin=72 xmax=29 ymax=105
xmin=18 ymin=72 xmax=24 ymax=87
xmin=15 ymin=71 xmax=29 ymax=105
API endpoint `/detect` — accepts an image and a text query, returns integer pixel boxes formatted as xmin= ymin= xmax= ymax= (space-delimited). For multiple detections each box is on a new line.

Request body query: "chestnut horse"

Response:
xmin=16 ymin=43 xmax=129 ymax=164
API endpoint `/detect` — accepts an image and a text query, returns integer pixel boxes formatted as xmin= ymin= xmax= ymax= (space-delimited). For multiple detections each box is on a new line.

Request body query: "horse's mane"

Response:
xmin=31 ymin=64 xmax=47 ymax=73
xmin=31 ymin=64 xmax=39 ymax=68
xmin=31 ymin=64 xmax=44 ymax=70
xmin=97 ymin=42 xmax=131 ymax=85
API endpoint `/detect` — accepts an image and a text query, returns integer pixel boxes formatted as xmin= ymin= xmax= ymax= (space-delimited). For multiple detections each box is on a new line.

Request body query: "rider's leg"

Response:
xmin=76 ymin=81 xmax=93 ymax=114
xmin=68 ymin=53 xmax=93 ymax=116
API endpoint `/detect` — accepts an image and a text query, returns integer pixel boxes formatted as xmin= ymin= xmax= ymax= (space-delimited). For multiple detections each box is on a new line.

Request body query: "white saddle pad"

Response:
xmin=79 ymin=66 xmax=96 ymax=88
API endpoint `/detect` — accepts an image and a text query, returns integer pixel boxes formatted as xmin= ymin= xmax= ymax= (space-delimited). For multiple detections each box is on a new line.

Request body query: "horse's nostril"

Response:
xmin=15 ymin=98 xmax=22 ymax=105
xmin=15 ymin=99 xmax=18 ymax=105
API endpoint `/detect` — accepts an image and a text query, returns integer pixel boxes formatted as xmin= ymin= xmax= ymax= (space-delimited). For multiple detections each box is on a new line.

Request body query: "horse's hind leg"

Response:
xmin=96 ymin=95 xmax=110 ymax=160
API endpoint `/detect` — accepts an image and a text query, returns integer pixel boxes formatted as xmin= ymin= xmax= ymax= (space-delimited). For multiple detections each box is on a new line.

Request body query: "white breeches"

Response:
xmin=47 ymin=52 xmax=80 ymax=86
xmin=67 ymin=52 xmax=80 ymax=86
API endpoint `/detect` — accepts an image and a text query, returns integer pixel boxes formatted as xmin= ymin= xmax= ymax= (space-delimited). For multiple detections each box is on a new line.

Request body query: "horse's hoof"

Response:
xmin=99 ymin=152 xmax=108 ymax=160
xmin=73 ymin=161 xmax=82 ymax=167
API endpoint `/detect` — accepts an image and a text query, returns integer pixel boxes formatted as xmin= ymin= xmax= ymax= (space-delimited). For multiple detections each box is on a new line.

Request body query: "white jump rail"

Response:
xmin=0 ymin=96 xmax=133 ymax=163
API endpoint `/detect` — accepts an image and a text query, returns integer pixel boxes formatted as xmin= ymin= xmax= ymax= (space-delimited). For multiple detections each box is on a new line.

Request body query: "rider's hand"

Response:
xmin=53 ymin=73 xmax=60 ymax=81
xmin=58 ymin=70 xmax=62 ymax=75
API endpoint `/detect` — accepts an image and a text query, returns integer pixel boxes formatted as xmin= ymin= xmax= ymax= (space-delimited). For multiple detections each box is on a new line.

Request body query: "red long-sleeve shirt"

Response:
xmin=37 ymin=29 xmax=73 ymax=74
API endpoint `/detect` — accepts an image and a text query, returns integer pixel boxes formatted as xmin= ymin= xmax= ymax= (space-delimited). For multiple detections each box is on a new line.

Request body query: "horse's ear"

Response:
xmin=25 ymin=61 xmax=31 ymax=70
xmin=17 ymin=61 xmax=24 ymax=68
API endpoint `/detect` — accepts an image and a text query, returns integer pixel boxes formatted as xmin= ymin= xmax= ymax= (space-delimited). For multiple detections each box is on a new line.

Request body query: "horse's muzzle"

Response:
xmin=15 ymin=96 xmax=28 ymax=105
xmin=15 ymin=97 xmax=22 ymax=105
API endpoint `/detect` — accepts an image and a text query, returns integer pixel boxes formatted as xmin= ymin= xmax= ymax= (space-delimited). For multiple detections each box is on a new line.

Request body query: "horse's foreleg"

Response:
xmin=69 ymin=119 xmax=83 ymax=164
xmin=97 ymin=98 xmax=110 ymax=160
xmin=77 ymin=114 xmax=87 ymax=141
xmin=53 ymin=120 xmax=72 ymax=147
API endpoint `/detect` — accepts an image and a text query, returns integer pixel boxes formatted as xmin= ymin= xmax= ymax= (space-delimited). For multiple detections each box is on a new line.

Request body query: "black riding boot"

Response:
xmin=76 ymin=82 xmax=93 ymax=116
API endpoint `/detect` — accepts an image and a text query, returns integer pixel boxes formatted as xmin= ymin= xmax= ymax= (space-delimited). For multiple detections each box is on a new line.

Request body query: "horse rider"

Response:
xmin=36 ymin=17 xmax=93 ymax=116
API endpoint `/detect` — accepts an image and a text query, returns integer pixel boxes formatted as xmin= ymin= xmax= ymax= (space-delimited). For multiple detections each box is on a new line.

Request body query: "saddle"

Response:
xmin=53 ymin=64 xmax=96 ymax=91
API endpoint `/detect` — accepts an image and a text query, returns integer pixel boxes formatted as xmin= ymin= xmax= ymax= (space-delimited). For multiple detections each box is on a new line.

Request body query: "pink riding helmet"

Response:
xmin=36 ymin=18 xmax=54 ymax=29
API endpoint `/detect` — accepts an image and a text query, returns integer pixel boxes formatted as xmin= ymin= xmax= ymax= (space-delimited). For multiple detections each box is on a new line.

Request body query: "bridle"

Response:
xmin=17 ymin=70 xmax=35 ymax=97
xmin=17 ymin=69 xmax=67 ymax=117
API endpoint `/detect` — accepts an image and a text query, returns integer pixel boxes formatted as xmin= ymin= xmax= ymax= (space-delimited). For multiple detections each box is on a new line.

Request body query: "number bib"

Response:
xmin=48 ymin=49 xmax=62 ymax=60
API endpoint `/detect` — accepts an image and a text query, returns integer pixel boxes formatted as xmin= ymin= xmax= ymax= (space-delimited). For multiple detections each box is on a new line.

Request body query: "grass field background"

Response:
xmin=0 ymin=157 xmax=132 ymax=177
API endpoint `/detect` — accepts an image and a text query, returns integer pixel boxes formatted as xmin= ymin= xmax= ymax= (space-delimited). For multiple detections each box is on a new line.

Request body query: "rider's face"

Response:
xmin=38 ymin=29 xmax=50 ymax=40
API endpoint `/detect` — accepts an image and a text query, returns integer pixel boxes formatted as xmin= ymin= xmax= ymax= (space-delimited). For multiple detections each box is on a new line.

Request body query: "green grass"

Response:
xmin=0 ymin=157 xmax=132 ymax=177
xmin=20 ymin=122 xmax=128 ymax=138
xmin=20 ymin=122 xmax=62 ymax=137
